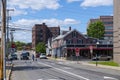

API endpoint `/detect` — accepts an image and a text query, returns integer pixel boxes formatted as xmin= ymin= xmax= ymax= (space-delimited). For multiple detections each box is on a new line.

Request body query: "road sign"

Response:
xmin=75 ymin=48 xmax=79 ymax=56
xmin=11 ymin=43 xmax=15 ymax=48
xmin=76 ymin=52 xmax=79 ymax=56
xmin=75 ymin=48 xmax=79 ymax=53
xmin=89 ymin=46 xmax=93 ymax=53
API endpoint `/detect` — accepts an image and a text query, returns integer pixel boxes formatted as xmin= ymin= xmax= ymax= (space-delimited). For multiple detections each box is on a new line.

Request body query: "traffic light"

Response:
xmin=11 ymin=43 xmax=15 ymax=48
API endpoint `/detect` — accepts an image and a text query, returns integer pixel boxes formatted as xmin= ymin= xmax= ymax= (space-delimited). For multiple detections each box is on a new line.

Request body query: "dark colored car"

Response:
xmin=36 ymin=53 xmax=40 ymax=58
xmin=92 ymin=55 xmax=112 ymax=61
xmin=20 ymin=52 xmax=29 ymax=60
xmin=9 ymin=54 xmax=18 ymax=60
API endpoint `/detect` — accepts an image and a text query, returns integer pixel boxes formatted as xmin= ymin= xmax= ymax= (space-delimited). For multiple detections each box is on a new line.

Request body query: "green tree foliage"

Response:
xmin=87 ymin=21 xmax=105 ymax=39
xmin=35 ymin=42 xmax=46 ymax=53
xmin=14 ymin=41 xmax=26 ymax=50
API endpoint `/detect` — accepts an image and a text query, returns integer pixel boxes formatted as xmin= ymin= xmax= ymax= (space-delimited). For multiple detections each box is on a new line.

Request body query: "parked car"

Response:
xmin=36 ymin=53 xmax=41 ymax=58
xmin=47 ymin=54 xmax=51 ymax=57
xmin=39 ymin=54 xmax=47 ymax=59
xmin=8 ymin=53 xmax=18 ymax=60
xmin=20 ymin=52 xmax=29 ymax=60
xmin=92 ymin=55 xmax=112 ymax=61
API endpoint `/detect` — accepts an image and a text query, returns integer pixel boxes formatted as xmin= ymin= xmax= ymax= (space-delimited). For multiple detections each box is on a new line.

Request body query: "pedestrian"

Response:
xmin=32 ymin=54 xmax=34 ymax=61
xmin=55 ymin=54 xmax=57 ymax=59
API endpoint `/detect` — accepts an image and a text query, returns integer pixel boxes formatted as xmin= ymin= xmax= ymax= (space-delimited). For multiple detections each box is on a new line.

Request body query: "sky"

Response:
xmin=6 ymin=0 xmax=113 ymax=43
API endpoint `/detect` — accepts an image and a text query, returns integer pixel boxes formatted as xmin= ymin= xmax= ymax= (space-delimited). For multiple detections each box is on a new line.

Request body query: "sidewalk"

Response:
xmin=6 ymin=63 xmax=13 ymax=80
xmin=49 ymin=57 xmax=120 ymax=71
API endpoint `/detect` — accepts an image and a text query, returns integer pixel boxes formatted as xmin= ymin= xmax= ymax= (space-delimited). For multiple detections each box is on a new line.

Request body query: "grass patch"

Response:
xmin=89 ymin=61 xmax=120 ymax=67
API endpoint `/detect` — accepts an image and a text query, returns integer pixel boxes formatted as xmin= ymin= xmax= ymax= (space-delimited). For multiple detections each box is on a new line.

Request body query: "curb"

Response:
xmin=6 ymin=64 xmax=13 ymax=80
xmin=48 ymin=57 xmax=120 ymax=70
xmin=80 ymin=62 xmax=120 ymax=70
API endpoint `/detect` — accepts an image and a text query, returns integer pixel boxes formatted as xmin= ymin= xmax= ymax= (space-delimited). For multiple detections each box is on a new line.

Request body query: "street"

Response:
xmin=11 ymin=58 xmax=120 ymax=80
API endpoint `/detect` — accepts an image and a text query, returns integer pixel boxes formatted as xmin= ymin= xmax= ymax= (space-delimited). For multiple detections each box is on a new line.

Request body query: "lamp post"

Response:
xmin=96 ymin=41 xmax=99 ymax=66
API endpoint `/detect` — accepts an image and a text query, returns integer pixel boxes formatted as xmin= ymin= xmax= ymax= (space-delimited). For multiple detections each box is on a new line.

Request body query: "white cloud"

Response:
xmin=41 ymin=18 xmax=80 ymax=26
xmin=12 ymin=9 xmax=27 ymax=16
xmin=8 ymin=0 xmax=61 ymax=10
xmin=12 ymin=18 xmax=80 ymax=42
xmin=14 ymin=31 xmax=32 ymax=43
xmin=67 ymin=0 xmax=81 ymax=3
xmin=64 ymin=18 xmax=79 ymax=25
xmin=13 ymin=18 xmax=80 ymax=28
xmin=80 ymin=0 xmax=113 ymax=7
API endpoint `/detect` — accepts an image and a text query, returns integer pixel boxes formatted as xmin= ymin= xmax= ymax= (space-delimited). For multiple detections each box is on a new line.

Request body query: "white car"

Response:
xmin=39 ymin=54 xmax=47 ymax=59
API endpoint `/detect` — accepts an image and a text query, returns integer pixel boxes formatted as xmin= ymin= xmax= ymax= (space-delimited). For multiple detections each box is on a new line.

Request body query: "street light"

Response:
xmin=96 ymin=41 xmax=99 ymax=66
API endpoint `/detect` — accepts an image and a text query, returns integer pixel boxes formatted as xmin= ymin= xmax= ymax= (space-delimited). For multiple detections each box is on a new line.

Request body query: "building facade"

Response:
xmin=49 ymin=27 xmax=60 ymax=38
xmin=113 ymin=0 xmax=120 ymax=63
xmin=32 ymin=23 xmax=60 ymax=49
xmin=89 ymin=16 xmax=113 ymax=44
xmin=49 ymin=29 xmax=113 ymax=60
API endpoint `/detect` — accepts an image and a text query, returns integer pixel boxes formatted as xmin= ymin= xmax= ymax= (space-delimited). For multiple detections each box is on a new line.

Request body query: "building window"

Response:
xmin=66 ymin=39 xmax=73 ymax=44
xmin=77 ymin=39 xmax=83 ymax=44
xmin=103 ymin=22 xmax=113 ymax=24
xmin=105 ymin=32 xmax=113 ymax=35
xmin=40 ymin=37 xmax=43 ymax=40
xmin=105 ymin=26 xmax=113 ymax=30
xmin=72 ymin=31 xmax=78 ymax=38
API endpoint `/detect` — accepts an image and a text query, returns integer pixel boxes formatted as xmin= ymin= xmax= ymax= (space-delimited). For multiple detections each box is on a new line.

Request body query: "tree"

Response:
xmin=87 ymin=21 xmax=105 ymax=39
xmin=14 ymin=41 xmax=26 ymax=50
xmin=35 ymin=42 xmax=46 ymax=54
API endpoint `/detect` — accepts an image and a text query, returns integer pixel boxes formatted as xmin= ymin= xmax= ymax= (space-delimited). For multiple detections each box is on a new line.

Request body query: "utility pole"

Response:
xmin=10 ymin=29 xmax=15 ymax=47
xmin=6 ymin=9 xmax=14 ymax=59
xmin=0 ymin=0 xmax=6 ymax=80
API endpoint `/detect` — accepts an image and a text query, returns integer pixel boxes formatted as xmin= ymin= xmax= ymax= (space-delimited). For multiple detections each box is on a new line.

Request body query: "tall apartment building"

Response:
xmin=114 ymin=0 xmax=120 ymax=63
xmin=88 ymin=16 xmax=113 ymax=43
xmin=32 ymin=23 xmax=60 ymax=49
xmin=49 ymin=27 xmax=60 ymax=38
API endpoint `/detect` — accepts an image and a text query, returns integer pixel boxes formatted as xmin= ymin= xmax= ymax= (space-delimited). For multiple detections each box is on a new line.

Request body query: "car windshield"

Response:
xmin=40 ymin=54 xmax=46 ymax=56
xmin=11 ymin=54 xmax=17 ymax=56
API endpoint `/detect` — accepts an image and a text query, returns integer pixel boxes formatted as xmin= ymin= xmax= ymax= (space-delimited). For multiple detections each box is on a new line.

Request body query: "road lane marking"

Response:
xmin=104 ymin=76 xmax=118 ymax=80
xmin=48 ymin=79 xmax=57 ymax=80
xmin=37 ymin=79 xmax=58 ymax=80
xmin=63 ymin=67 xmax=71 ymax=69
xmin=38 ymin=62 xmax=90 ymax=80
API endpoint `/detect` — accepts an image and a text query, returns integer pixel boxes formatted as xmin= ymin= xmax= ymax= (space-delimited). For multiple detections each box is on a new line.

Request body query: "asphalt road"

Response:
xmin=11 ymin=58 xmax=120 ymax=80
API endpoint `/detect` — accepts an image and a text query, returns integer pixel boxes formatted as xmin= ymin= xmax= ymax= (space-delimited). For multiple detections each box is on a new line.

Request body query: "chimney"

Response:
xmin=69 ymin=26 xmax=71 ymax=31
xmin=42 ymin=23 xmax=46 ymax=25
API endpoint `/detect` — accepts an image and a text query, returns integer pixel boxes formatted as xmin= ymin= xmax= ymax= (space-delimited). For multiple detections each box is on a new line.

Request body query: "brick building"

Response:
xmin=49 ymin=27 xmax=60 ymax=38
xmin=32 ymin=23 xmax=60 ymax=49
xmin=113 ymin=0 xmax=120 ymax=64
xmin=88 ymin=16 xmax=113 ymax=44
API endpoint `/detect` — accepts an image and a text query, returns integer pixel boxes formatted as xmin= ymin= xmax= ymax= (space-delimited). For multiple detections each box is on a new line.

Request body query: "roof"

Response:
xmin=52 ymin=29 xmax=86 ymax=41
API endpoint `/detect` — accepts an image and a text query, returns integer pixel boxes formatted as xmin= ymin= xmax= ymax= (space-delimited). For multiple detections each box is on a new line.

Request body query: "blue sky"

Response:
xmin=7 ymin=0 xmax=113 ymax=43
